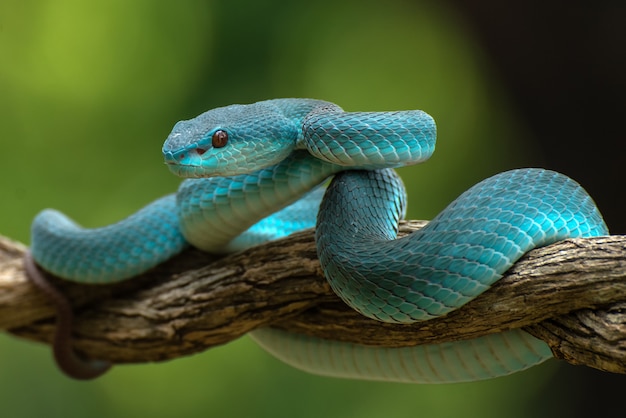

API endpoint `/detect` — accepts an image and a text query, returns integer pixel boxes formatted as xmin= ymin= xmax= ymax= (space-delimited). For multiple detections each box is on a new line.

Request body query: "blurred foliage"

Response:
xmin=0 ymin=0 xmax=560 ymax=417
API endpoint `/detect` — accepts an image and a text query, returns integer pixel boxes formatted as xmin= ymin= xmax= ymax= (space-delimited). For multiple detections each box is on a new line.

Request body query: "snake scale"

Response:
xmin=26 ymin=98 xmax=608 ymax=381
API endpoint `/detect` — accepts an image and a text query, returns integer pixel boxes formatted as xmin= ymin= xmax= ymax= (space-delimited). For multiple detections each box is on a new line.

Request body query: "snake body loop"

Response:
xmin=29 ymin=98 xmax=608 ymax=382
xmin=316 ymin=168 xmax=606 ymax=323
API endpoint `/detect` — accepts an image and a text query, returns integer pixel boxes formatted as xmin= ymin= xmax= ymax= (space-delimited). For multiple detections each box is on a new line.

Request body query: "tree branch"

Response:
xmin=1 ymin=222 xmax=625 ymax=373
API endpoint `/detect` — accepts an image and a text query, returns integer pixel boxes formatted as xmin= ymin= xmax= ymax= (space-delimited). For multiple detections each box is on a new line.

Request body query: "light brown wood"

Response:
xmin=1 ymin=224 xmax=625 ymax=373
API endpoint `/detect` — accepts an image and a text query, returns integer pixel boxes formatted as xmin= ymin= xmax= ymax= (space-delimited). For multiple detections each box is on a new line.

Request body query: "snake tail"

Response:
xmin=23 ymin=251 xmax=111 ymax=379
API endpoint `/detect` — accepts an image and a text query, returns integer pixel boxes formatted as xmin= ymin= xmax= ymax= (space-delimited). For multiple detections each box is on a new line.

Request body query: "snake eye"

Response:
xmin=212 ymin=130 xmax=228 ymax=148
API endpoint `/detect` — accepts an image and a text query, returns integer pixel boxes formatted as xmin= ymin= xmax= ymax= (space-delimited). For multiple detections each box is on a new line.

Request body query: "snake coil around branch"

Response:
xmin=5 ymin=99 xmax=625 ymax=382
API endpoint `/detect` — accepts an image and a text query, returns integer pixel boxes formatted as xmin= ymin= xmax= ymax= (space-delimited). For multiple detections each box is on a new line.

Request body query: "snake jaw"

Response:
xmin=164 ymin=159 xmax=218 ymax=178
xmin=163 ymin=139 xmax=297 ymax=178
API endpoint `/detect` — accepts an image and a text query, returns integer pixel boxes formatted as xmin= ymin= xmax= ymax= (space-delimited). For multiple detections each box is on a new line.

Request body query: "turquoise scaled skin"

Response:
xmin=29 ymin=99 xmax=608 ymax=382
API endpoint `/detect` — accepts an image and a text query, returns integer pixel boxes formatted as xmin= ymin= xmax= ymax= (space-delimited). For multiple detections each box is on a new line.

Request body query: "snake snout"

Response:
xmin=163 ymin=146 xmax=206 ymax=165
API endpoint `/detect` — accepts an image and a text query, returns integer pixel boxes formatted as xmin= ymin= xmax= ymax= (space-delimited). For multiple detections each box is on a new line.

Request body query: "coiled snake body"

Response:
xmin=28 ymin=99 xmax=608 ymax=382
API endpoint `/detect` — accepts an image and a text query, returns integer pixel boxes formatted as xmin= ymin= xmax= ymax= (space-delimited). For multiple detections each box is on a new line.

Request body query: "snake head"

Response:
xmin=163 ymin=101 xmax=299 ymax=178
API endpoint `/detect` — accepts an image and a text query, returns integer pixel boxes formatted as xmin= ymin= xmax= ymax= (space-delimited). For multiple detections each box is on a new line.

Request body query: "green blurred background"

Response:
xmin=0 ymin=0 xmax=600 ymax=417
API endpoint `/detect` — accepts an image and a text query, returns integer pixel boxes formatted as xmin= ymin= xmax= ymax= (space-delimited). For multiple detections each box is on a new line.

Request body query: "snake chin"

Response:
xmin=165 ymin=162 xmax=207 ymax=178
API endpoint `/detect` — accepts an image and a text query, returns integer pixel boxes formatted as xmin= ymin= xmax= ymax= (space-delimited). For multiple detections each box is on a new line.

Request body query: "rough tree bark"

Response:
xmin=1 ymin=223 xmax=625 ymax=373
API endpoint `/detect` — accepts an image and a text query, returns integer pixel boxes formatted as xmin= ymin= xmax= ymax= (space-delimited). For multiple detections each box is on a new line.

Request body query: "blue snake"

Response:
xmin=27 ymin=98 xmax=608 ymax=382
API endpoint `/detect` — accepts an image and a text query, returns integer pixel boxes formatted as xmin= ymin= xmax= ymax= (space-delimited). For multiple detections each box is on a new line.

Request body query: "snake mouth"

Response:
xmin=163 ymin=147 xmax=223 ymax=178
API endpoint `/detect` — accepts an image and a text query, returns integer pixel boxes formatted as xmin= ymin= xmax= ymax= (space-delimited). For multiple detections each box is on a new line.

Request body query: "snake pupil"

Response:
xmin=212 ymin=130 xmax=228 ymax=148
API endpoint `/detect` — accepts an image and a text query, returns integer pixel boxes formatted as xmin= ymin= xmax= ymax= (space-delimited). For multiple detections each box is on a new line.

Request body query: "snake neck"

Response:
xmin=166 ymin=101 xmax=436 ymax=253
xmin=300 ymin=108 xmax=436 ymax=168
xmin=177 ymin=150 xmax=343 ymax=252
